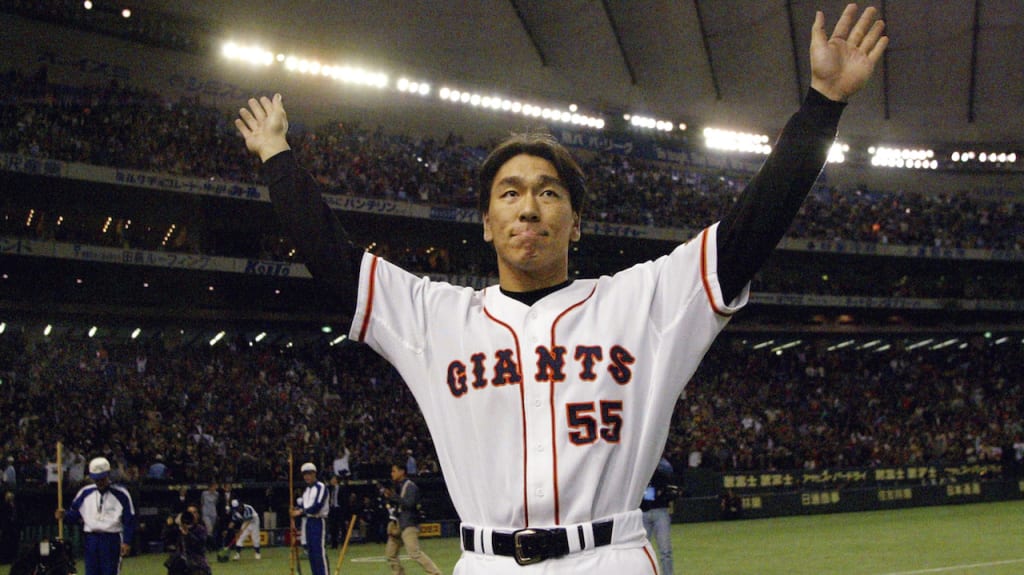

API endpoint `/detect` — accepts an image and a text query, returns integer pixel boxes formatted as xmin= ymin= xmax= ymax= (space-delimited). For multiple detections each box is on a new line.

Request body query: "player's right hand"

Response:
xmin=235 ymin=93 xmax=291 ymax=163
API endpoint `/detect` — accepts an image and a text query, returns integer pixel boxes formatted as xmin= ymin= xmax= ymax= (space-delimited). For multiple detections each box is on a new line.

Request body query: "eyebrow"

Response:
xmin=494 ymin=174 xmax=567 ymax=191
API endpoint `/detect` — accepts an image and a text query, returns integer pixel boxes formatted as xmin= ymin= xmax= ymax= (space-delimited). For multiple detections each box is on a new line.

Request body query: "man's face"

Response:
xmin=303 ymin=471 xmax=316 ymax=485
xmin=483 ymin=154 xmax=581 ymax=291
xmin=390 ymin=465 xmax=404 ymax=483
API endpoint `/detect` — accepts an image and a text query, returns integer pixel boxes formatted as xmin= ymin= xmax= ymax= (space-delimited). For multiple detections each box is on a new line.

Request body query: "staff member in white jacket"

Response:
xmin=56 ymin=457 xmax=136 ymax=575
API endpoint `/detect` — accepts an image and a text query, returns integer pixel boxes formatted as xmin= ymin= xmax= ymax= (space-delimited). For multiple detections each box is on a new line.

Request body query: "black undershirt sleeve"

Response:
xmin=262 ymin=150 xmax=364 ymax=309
xmin=716 ymin=88 xmax=846 ymax=304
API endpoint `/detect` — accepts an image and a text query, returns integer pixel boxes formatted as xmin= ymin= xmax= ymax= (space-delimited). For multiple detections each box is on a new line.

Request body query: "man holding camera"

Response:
xmin=383 ymin=463 xmax=440 ymax=575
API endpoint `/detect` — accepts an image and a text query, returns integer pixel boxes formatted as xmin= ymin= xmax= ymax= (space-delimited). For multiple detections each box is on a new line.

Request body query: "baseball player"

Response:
xmin=236 ymin=5 xmax=886 ymax=572
xmin=291 ymin=462 xmax=330 ymax=575
xmin=55 ymin=457 xmax=136 ymax=575
xmin=228 ymin=499 xmax=261 ymax=560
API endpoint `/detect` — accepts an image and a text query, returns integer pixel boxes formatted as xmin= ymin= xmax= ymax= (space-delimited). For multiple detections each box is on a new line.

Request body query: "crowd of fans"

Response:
xmin=3 ymin=68 xmax=1023 ymax=254
xmin=0 ymin=331 xmax=439 ymax=490
xmin=1 ymin=328 xmax=1021 ymax=494
xmin=672 ymin=334 xmax=1024 ymax=474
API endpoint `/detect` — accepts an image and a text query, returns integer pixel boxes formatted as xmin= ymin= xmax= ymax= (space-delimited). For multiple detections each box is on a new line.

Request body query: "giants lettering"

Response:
xmin=446 ymin=344 xmax=634 ymax=398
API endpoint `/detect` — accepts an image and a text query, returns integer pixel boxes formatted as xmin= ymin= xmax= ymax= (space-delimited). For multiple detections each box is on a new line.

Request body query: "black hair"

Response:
xmin=477 ymin=132 xmax=586 ymax=216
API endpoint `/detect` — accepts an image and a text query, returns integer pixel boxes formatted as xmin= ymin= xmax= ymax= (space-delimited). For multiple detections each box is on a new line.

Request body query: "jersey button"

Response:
xmin=533 ymin=399 xmax=542 ymax=408
xmin=534 ymin=488 xmax=544 ymax=498
xmin=535 ymin=443 xmax=544 ymax=452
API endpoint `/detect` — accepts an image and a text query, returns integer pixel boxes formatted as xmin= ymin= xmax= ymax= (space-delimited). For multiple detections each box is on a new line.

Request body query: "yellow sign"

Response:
xmin=419 ymin=523 xmax=441 ymax=538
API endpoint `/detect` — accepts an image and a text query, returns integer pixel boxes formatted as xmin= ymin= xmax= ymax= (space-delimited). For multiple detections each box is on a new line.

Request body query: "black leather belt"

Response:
xmin=461 ymin=519 xmax=614 ymax=566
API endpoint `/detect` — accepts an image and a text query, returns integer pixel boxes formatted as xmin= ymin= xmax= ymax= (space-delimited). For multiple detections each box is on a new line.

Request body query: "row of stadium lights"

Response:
xmin=749 ymin=333 xmax=1021 ymax=356
xmin=0 ymin=321 xmax=348 ymax=348
xmin=5 ymin=319 xmax=1020 ymax=351
xmin=221 ymin=40 xmax=1020 ymax=168
xmin=868 ymin=147 xmax=1017 ymax=170
xmin=73 ymin=7 xmax=1020 ymax=168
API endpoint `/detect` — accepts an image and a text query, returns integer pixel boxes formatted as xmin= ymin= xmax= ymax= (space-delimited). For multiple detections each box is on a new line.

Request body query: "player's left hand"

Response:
xmin=120 ymin=543 xmax=131 ymax=557
xmin=809 ymin=3 xmax=888 ymax=102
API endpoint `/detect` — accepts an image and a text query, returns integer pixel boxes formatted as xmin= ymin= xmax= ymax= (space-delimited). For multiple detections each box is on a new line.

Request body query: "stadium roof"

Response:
xmin=144 ymin=0 xmax=1023 ymax=148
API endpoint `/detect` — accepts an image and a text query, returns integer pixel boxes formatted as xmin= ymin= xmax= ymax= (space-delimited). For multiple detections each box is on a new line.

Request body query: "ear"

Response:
xmin=570 ymin=212 xmax=581 ymax=242
xmin=482 ymin=212 xmax=494 ymax=243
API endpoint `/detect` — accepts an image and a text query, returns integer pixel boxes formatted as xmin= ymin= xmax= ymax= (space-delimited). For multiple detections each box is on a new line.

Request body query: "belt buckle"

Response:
xmin=512 ymin=528 xmax=552 ymax=566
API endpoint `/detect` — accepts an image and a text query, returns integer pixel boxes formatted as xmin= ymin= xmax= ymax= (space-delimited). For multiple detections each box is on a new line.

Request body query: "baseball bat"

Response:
xmin=56 ymin=441 xmax=64 ymax=540
xmin=224 ymin=528 xmax=242 ymax=550
xmin=334 ymin=514 xmax=357 ymax=574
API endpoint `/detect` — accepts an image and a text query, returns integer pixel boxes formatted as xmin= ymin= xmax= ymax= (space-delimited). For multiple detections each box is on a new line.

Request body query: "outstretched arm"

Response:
xmin=717 ymin=3 xmax=887 ymax=303
xmin=235 ymin=94 xmax=363 ymax=307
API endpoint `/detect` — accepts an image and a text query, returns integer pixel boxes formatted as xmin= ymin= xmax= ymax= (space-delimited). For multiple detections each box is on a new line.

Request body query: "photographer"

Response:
xmin=165 ymin=505 xmax=211 ymax=575
xmin=382 ymin=463 xmax=440 ymax=575
xmin=642 ymin=456 xmax=676 ymax=575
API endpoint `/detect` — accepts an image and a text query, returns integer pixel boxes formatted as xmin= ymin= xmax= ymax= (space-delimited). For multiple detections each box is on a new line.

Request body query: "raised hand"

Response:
xmin=235 ymin=93 xmax=291 ymax=162
xmin=810 ymin=3 xmax=888 ymax=102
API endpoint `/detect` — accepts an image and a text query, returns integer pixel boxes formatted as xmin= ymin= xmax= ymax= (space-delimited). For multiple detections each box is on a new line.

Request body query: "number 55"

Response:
xmin=567 ymin=400 xmax=623 ymax=445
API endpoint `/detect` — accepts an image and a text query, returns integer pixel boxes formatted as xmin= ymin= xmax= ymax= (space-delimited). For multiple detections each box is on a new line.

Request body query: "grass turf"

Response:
xmin=3 ymin=500 xmax=1021 ymax=575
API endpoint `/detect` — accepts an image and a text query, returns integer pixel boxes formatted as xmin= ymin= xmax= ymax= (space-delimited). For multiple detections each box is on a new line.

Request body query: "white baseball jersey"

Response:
xmin=350 ymin=222 xmax=745 ymax=534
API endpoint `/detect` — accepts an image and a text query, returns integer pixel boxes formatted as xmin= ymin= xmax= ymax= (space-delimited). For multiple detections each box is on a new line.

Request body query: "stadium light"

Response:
xmin=220 ymin=34 xmax=605 ymax=130
xmin=869 ymin=146 xmax=938 ymax=170
xmin=905 ymin=338 xmax=935 ymax=351
xmin=704 ymin=127 xmax=771 ymax=155
xmin=626 ymin=113 xmax=674 ymax=132
xmin=930 ymin=338 xmax=959 ymax=350
xmin=770 ymin=340 xmax=803 ymax=353
xmin=222 ymin=42 xmax=275 ymax=66
xmin=827 ymin=142 xmax=850 ymax=164
xmin=438 ymin=86 xmax=604 ymax=129
xmin=951 ymin=149 xmax=1017 ymax=167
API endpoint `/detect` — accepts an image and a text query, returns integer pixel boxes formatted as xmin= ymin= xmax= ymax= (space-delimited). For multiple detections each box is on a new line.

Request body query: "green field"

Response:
xmin=4 ymin=501 xmax=1022 ymax=575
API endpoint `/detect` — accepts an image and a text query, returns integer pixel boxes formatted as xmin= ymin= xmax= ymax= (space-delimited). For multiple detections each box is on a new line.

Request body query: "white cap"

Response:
xmin=89 ymin=457 xmax=111 ymax=479
xmin=300 ymin=462 xmax=317 ymax=473
xmin=231 ymin=499 xmax=239 ymax=508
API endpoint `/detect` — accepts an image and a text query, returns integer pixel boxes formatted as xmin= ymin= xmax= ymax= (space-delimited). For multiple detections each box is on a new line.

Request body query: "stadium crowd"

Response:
xmin=2 ymin=69 xmax=1023 ymax=254
xmin=1 ymin=328 xmax=1021 ymax=492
